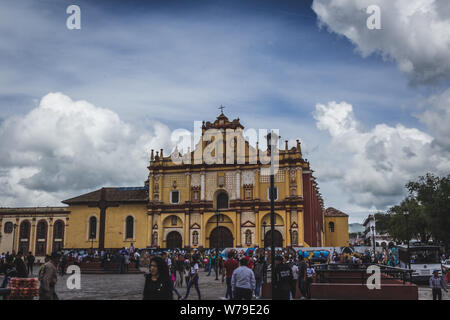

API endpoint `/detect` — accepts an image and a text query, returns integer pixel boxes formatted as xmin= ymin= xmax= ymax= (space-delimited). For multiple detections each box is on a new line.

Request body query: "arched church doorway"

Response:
xmin=264 ymin=230 xmax=283 ymax=248
xmin=166 ymin=231 xmax=182 ymax=249
xmin=209 ymin=227 xmax=233 ymax=249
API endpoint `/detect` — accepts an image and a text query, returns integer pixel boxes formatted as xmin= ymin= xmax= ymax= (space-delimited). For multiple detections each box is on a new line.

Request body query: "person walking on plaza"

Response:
xmin=175 ymin=254 xmax=185 ymax=287
xmin=39 ymin=252 xmax=59 ymax=300
xmin=26 ymin=252 xmax=35 ymax=276
xmin=182 ymin=258 xmax=201 ymax=300
xmin=143 ymin=256 xmax=173 ymax=300
xmin=297 ymin=255 xmax=307 ymax=299
xmin=222 ymin=251 xmax=239 ymax=300
xmin=429 ymin=269 xmax=448 ymax=300
xmin=289 ymin=260 xmax=299 ymax=299
xmin=231 ymin=257 xmax=255 ymax=300
xmin=14 ymin=251 xmax=28 ymax=278
xmin=59 ymin=254 xmax=67 ymax=276
xmin=304 ymin=260 xmax=315 ymax=299
xmin=272 ymin=256 xmax=293 ymax=300
xmin=253 ymin=256 xmax=265 ymax=299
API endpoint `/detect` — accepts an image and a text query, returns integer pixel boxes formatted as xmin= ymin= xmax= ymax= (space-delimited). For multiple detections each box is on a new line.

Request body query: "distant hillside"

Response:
xmin=349 ymin=223 xmax=365 ymax=234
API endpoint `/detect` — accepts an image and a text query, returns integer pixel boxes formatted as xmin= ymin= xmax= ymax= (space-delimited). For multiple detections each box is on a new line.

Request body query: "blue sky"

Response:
xmin=0 ymin=0 xmax=449 ymax=223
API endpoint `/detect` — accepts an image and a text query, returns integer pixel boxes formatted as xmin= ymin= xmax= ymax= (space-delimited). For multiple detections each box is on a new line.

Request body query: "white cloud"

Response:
xmin=313 ymin=101 xmax=450 ymax=209
xmin=417 ymin=88 xmax=450 ymax=151
xmin=312 ymin=0 xmax=450 ymax=83
xmin=0 ymin=92 xmax=172 ymax=206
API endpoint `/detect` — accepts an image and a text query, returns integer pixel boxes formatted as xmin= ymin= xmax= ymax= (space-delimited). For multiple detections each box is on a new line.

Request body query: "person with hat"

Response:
xmin=272 ymin=255 xmax=293 ymax=300
xmin=39 ymin=252 xmax=60 ymax=300
xmin=429 ymin=269 xmax=448 ymax=300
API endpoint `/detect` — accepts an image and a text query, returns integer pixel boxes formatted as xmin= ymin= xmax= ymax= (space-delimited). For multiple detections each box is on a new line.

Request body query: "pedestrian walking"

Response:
xmin=231 ymin=257 xmax=255 ymax=300
xmin=39 ymin=252 xmax=59 ymax=300
xmin=272 ymin=255 xmax=292 ymax=300
xmin=253 ymin=256 xmax=265 ymax=299
xmin=182 ymin=258 xmax=201 ymax=300
xmin=222 ymin=251 xmax=239 ymax=300
xmin=297 ymin=255 xmax=307 ymax=298
xmin=304 ymin=260 xmax=315 ymax=299
xmin=429 ymin=269 xmax=448 ymax=300
xmin=289 ymin=260 xmax=299 ymax=299
xmin=14 ymin=251 xmax=28 ymax=278
xmin=26 ymin=252 xmax=35 ymax=276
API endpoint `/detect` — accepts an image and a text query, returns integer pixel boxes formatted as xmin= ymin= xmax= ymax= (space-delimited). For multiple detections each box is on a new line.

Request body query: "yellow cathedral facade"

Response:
xmin=0 ymin=113 xmax=349 ymax=257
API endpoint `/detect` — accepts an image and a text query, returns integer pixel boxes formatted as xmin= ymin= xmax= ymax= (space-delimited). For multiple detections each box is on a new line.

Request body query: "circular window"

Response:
xmin=4 ymin=222 xmax=13 ymax=234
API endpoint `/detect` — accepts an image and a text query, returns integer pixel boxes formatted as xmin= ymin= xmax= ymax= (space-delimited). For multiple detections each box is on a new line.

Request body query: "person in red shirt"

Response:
xmin=244 ymin=250 xmax=255 ymax=270
xmin=222 ymin=250 xmax=238 ymax=300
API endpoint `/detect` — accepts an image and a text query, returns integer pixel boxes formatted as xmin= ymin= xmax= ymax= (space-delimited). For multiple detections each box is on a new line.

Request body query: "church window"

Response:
xmin=54 ymin=221 xmax=64 ymax=239
xmin=20 ymin=220 xmax=30 ymax=239
xmin=89 ymin=217 xmax=97 ymax=239
xmin=329 ymin=222 xmax=335 ymax=233
xmin=126 ymin=216 xmax=134 ymax=239
xmin=4 ymin=222 xmax=13 ymax=234
xmin=217 ymin=192 xmax=228 ymax=209
xmin=171 ymin=190 xmax=180 ymax=204
xmin=37 ymin=220 xmax=47 ymax=239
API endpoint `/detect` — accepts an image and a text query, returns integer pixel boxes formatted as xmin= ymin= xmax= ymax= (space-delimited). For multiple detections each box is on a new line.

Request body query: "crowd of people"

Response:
xmin=142 ymin=247 xmax=317 ymax=300
xmin=1 ymin=246 xmax=449 ymax=300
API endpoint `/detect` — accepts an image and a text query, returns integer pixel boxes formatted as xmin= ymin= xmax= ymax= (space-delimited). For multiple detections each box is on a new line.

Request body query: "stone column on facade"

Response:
xmin=286 ymin=209 xmax=291 ymax=246
xmin=283 ymin=211 xmax=288 ymax=247
xmin=236 ymin=211 xmax=241 ymax=247
xmin=14 ymin=218 xmax=19 ymax=253
xmin=159 ymin=175 xmax=164 ymax=203
xmin=284 ymin=168 xmax=290 ymax=198
xmin=48 ymin=218 xmax=54 ymax=255
xmin=235 ymin=170 xmax=241 ymax=200
xmin=149 ymin=174 xmax=154 ymax=201
xmin=200 ymin=211 xmax=204 ymax=247
xmin=296 ymin=167 xmax=302 ymax=197
xmin=255 ymin=210 xmax=260 ymax=247
xmin=200 ymin=172 xmax=205 ymax=201
xmin=185 ymin=172 xmax=192 ymax=201
xmin=298 ymin=210 xmax=304 ymax=246
xmin=147 ymin=214 xmax=153 ymax=247
xmin=30 ymin=218 xmax=36 ymax=255
xmin=254 ymin=169 xmax=260 ymax=199
xmin=157 ymin=213 xmax=162 ymax=248
xmin=184 ymin=210 xmax=190 ymax=247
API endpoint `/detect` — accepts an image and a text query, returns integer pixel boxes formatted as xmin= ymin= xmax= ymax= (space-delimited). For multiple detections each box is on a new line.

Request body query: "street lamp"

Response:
xmin=371 ymin=226 xmax=376 ymax=262
xmin=266 ymin=130 xmax=279 ymax=300
xmin=404 ymin=210 xmax=410 ymax=270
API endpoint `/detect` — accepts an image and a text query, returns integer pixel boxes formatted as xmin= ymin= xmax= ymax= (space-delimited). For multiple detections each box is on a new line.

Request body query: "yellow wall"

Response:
xmin=324 ymin=217 xmax=349 ymax=247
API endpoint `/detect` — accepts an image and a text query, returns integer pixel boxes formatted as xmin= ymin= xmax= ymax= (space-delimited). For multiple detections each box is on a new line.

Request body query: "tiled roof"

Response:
xmin=325 ymin=207 xmax=349 ymax=217
xmin=62 ymin=187 xmax=148 ymax=205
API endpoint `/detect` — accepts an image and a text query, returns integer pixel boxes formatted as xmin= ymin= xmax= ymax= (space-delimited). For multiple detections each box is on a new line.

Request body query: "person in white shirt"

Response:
xmin=231 ymin=258 xmax=256 ymax=300
xmin=290 ymin=260 xmax=299 ymax=300
xmin=182 ymin=258 xmax=201 ymax=300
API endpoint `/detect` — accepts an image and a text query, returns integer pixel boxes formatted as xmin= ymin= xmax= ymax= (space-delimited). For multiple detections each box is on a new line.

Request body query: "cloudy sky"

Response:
xmin=0 ymin=0 xmax=449 ymax=223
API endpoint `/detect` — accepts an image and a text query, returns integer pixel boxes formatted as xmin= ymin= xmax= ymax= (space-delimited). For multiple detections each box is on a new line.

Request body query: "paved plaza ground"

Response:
xmin=1 ymin=268 xmax=448 ymax=300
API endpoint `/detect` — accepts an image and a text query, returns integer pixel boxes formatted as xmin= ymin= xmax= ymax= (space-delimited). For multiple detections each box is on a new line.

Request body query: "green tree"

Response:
xmin=406 ymin=173 xmax=450 ymax=249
